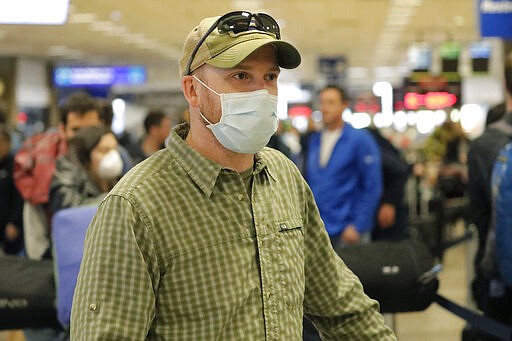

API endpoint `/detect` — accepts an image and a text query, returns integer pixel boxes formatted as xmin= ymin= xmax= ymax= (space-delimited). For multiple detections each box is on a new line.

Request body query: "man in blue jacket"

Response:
xmin=305 ymin=85 xmax=382 ymax=246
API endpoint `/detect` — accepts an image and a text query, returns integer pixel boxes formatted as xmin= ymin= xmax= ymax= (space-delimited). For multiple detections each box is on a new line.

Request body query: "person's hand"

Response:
xmin=5 ymin=223 xmax=20 ymax=241
xmin=378 ymin=203 xmax=396 ymax=229
xmin=413 ymin=163 xmax=425 ymax=177
xmin=341 ymin=224 xmax=360 ymax=244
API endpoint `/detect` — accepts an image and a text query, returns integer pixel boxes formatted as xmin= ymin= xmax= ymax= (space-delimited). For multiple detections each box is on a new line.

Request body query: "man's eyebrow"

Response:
xmin=229 ymin=64 xmax=281 ymax=72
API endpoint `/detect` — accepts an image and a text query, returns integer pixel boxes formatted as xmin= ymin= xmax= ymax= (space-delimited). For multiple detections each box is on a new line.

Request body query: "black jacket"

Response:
xmin=0 ymin=153 xmax=24 ymax=253
xmin=368 ymin=128 xmax=410 ymax=240
xmin=467 ymin=113 xmax=512 ymax=273
xmin=50 ymin=155 xmax=106 ymax=214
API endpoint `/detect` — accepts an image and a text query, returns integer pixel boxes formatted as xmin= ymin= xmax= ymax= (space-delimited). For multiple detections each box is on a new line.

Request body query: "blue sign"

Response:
xmin=54 ymin=66 xmax=146 ymax=87
xmin=478 ymin=0 xmax=512 ymax=39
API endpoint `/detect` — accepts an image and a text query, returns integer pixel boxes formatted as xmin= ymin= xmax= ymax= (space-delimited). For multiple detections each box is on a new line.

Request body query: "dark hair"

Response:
xmin=320 ymin=85 xmax=349 ymax=103
xmin=98 ymin=99 xmax=114 ymax=127
xmin=486 ymin=102 xmax=506 ymax=127
xmin=506 ymin=52 xmax=512 ymax=96
xmin=68 ymin=126 xmax=113 ymax=166
xmin=143 ymin=110 xmax=167 ymax=134
xmin=59 ymin=92 xmax=99 ymax=126
xmin=0 ymin=104 xmax=7 ymax=124
xmin=0 ymin=124 xmax=11 ymax=143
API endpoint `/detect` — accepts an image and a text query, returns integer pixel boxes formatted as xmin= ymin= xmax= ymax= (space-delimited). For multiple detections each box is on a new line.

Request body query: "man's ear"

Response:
xmin=182 ymin=76 xmax=199 ymax=108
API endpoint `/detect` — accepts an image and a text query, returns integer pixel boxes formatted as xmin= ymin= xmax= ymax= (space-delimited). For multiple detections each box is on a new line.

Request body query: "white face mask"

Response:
xmin=193 ymin=75 xmax=278 ymax=154
xmin=97 ymin=150 xmax=123 ymax=180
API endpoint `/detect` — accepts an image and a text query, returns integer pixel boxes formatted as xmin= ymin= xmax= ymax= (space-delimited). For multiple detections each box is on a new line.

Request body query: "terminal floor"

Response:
xmin=0 ymin=227 xmax=469 ymax=340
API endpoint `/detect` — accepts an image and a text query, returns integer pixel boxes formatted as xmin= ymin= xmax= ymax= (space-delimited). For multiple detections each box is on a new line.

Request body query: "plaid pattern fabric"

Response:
xmin=70 ymin=123 xmax=395 ymax=340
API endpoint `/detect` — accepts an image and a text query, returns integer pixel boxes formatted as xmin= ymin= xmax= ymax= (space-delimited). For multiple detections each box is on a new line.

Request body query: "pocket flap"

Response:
xmin=276 ymin=218 xmax=302 ymax=232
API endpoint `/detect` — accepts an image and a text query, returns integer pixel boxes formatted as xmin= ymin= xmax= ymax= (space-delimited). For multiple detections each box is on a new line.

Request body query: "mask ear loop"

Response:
xmin=192 ymin=75 xmax=220 ymax=126
xmin=192 ymin=75 xmax=221 ymax=96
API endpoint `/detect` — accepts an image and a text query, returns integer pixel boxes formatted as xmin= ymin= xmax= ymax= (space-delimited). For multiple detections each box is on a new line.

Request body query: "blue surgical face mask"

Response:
xmin=193 ymin=75 xmax=278 ymax=154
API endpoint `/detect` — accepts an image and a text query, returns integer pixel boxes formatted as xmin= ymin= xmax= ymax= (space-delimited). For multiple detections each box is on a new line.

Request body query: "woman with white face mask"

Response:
xmin=50 ymin=126 xmax=123 ymax=213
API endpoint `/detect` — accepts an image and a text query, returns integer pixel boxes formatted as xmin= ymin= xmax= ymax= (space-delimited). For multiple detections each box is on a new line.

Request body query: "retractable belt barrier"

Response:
xmin=435 ymin=294 xmax=512 ymax=340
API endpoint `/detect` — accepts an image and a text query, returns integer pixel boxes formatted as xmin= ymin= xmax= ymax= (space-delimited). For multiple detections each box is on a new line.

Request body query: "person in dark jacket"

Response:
xmin=368 ymin=128 xmax=410 ymax=241
xmin=465 ymin=52 xmax=512 ymax=340
xmin=50 ymin=126 xmax=122 ymax=213
xmin=0 ymin=125 xmax=23 ymax=254
xmin=125 ymin=110 xmax=172 ymax=164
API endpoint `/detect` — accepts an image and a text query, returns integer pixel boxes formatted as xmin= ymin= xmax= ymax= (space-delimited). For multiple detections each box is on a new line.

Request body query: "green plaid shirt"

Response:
xmin=71 ymin=124 xmax=395 ymax=340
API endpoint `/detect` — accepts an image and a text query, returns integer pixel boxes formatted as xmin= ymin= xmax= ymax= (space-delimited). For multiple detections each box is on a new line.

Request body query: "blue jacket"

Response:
xmin=305 ymin=124 xmax=382 ymax=236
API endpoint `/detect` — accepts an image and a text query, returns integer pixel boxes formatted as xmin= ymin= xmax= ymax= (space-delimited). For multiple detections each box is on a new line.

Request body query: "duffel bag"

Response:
xmin=336 ymin=239 xmax=440 ymax=313
xmin=0 ymin=256 xmax=59 ymax=330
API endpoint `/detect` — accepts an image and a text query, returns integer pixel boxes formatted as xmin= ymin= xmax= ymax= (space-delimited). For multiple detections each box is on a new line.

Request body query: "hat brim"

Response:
xmin=206 ymin=38 xmax=301 ymax=70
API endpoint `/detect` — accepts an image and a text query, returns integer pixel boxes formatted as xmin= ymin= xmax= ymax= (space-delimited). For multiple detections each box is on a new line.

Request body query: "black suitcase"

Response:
xmin=336 ymin=239 xmax=440 ymax=313
xmin=0 ymin=256 xmax=60 ymax=330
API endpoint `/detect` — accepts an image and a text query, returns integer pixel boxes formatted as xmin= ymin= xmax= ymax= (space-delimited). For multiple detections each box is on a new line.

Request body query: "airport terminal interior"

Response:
xmin=1 ymin=0 xmax=512 ymax=340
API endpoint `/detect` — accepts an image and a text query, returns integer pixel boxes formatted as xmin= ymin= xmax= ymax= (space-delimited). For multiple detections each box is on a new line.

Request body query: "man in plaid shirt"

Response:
xmin=71 ymin=11 xmax=395 ymax=340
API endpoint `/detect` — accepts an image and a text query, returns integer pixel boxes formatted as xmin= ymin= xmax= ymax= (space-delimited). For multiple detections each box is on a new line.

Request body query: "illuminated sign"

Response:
xmin=404 ymin=92 xmax=457 ymax=110
xmin=479 ymin=0 xmax=512 ymax=39
xmin=288 ymin=105 xmax=312 ymax=117
xmin=54 ymin=66 xmax=146 ymax=87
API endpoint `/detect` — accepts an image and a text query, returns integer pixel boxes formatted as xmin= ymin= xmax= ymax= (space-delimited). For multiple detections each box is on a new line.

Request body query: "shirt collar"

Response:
xmin=166 ymin=123 xmax=275 ymax=197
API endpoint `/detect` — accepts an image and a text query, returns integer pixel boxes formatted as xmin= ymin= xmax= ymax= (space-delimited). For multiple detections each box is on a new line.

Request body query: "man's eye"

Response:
xmin=266 ymin=73 xmax=278 ymax=81
xmin=233 ymin=72 xmax=248 ymax=80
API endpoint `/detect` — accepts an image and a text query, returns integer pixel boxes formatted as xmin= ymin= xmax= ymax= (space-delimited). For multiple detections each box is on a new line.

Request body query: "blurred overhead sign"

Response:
xmin=478 ymin=0 xmax=512 ymax=39
xmin=54 ymin=66 xmax=146 ymax=87
xmin=404 ymin=92 xmax=458 ymax=110
xmin=318 ymin=56 xmax=347 ymax=85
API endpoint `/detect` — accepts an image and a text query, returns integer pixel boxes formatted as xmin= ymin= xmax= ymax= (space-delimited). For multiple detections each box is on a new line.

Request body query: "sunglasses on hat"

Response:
xmin=185 ymin=11 xmax=281 ymax=75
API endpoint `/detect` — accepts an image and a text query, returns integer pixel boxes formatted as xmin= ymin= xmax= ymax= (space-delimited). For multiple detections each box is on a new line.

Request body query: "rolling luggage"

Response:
xmin=52 ymin=205 xmax=97 ymax=327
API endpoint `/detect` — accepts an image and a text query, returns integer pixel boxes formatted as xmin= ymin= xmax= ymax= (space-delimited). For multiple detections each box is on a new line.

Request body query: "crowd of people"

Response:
xmin=0 ymin=93 xmax=173 ymax=340
xmin=0 ymin=10 xmax=511 ymax=341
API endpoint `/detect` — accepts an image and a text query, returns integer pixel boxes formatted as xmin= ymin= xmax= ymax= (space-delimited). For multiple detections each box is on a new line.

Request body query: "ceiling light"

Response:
xmin=89 ymin=21 xmax=114 ymax=32
xmin=121 ymin=33 xmax=146 ymax=45
xmin=68 ymin=12 xmax=98 ymax=24
xmin=385 ymin=16 xmax=411 ymax=26
xmin=47 ymin=45 xmax=68 ymax=56
xmin=0 ymin=0 xmax=69 ymax=25
xmin=135 ymin=39 xmax=160 ymax=50
xmin=65 ymin=49 xmax=84 ymax=59
xmin=103 ymin=25 xmax=128 ymax=37
xmin=392 ymin=0 xmax=422 ymax=6
xmin=388 ymin=6 xmax=416 ymax=17
xmin=110 ymin=10 xmax=122 ymax=21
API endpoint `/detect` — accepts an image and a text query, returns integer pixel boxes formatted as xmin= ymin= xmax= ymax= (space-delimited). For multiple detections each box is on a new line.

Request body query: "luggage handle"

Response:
xmin=418 ymin=264 xmax=443 ymax=284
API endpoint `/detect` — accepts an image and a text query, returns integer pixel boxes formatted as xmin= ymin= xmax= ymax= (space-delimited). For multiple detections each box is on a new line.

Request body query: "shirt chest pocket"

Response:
xmin=275 ymin=218 xmax=305 ymax=308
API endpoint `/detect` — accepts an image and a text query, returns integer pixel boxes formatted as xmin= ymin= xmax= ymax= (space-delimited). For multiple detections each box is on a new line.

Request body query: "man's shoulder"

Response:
xmin=471 ymin=127 xmax=510 ymax=153
xmin=259 ymin=146 xmax=295 ymax=165
xmin=344 ymin=126 xmax=378 ymax=149
xmin=259 ymin=147 xmax=302 ymax=177
xmin=110 ymin=148 xmax=174 ymax=197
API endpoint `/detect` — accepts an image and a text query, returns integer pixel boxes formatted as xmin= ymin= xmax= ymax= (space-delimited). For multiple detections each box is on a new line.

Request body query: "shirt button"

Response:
xmin=280 ymin=223 xmax=287 ymax=229
xmin=89 ymin=303 xmax=97 ymax=312
xmin=237 ymin=193 xmax=244 ymax=201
